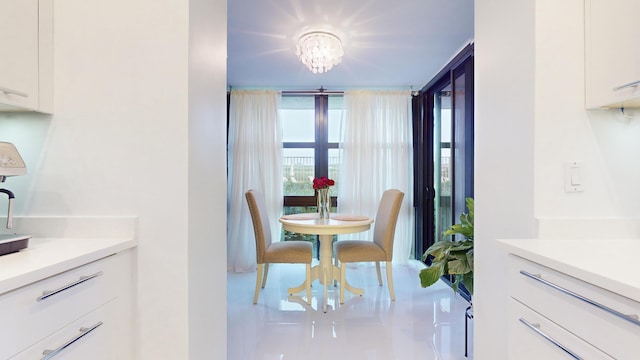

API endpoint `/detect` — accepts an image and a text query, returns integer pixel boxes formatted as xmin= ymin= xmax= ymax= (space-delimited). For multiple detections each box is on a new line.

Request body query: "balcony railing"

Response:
xmin=282 ymin=155 xmax=451 ymax=196
xmin=283 ymin=156 xmax=341 ymax=196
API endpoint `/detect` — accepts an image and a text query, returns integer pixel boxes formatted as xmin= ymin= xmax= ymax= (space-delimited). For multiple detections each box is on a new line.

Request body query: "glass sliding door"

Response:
xmin=433 ymin=87 xmax=452 ymax=244
xmin=414 ymin=44 xmax=474 ymax=258
xmin=452 ymin=69 xmax=473 ymax=233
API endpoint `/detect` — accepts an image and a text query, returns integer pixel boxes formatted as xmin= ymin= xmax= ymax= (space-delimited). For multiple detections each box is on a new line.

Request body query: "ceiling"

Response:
xmin=227 ymin=0 xmax=474 ymax=92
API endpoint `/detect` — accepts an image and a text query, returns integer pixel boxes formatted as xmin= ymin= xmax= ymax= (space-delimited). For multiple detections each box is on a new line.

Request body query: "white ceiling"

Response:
xmin=227 ymin=0 xmax=474 ymax=91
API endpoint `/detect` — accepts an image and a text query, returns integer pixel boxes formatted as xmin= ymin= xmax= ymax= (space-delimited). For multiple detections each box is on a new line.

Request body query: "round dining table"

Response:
xmin=279 ymin=212 xmax=373 ymax=312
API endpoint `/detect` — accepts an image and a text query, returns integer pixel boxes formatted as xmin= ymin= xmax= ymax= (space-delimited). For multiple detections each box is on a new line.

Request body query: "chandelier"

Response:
xmin=296 ymin=31 xmax=344 ymax=74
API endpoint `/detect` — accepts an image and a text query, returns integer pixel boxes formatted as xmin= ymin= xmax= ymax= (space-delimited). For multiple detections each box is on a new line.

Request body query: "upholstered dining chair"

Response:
xmin=245 ymin=189 xmax=313 ymax=305
xmin=333 ymin=189 xmax=405 ymax=304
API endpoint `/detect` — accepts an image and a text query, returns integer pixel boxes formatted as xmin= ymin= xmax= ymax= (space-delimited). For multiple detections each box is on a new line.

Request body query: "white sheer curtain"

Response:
xmin=227 ymin=90 xmax=283 ymax=272
xmin=338 ymin=90 xmax=414 ymax=263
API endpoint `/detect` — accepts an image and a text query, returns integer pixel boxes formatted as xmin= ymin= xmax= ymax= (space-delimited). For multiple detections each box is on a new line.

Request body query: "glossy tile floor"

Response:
xmin=228 ymin=260 xmax=473 ymax=359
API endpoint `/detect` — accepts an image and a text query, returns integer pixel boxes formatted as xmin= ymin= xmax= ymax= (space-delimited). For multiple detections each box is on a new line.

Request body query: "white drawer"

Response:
xmin=0 ymin=253 xmax=126 ymax=359
xmin=9 ymin=298 xmax=132 ymax=360
xmin=508 ymin=298 xmax=614 ymax=360
xmin=508 ymin=254 xmax=640 ymax=359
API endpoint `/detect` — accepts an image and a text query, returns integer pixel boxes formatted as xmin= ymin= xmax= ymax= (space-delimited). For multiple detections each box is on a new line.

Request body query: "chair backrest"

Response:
xmin=245 ymin=190 xmax=272 ymax=264
xmin=373 ymin=189 xmax=405 ymax=260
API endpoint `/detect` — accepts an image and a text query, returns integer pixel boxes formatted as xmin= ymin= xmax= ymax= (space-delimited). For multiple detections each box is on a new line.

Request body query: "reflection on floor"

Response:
xmin=227 ymin=260 xmax=473 ymax=359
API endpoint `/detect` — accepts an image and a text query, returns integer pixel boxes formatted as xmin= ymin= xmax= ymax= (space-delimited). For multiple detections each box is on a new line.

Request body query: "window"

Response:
xmin=281 ymin=94 xmax=343 ymax=205
xmin=281 ymin=94 xmax=343 ymax=249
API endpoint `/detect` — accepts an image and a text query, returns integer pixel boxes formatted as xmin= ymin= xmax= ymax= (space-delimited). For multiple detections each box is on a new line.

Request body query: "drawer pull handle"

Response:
xmin=0 ymin=86 xmax=29 ymax=98
xmin=520 ymin=270 xmax=640 ymax=327
xmin=41 ymin=321 xmax=103 ymax=360
xmin=36 ymin=271 xmax=103 ymax=301
xmin=519 ymin=318 xmax=583 ymax=360
xmin=613 ymin=79 xmax=640 ymax=91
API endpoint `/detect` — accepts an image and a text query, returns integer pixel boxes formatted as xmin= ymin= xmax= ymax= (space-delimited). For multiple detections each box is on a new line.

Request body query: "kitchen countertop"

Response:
xmin=0 ymin=237 xmax=136 ymax=295
xmin=498 ymin=238 xmax=640 ymax=303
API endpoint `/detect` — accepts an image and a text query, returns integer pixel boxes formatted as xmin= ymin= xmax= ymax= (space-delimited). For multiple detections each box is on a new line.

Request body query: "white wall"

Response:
xmin=474 ymin=0 xmax=537 ymax=358
xmin=187 ymin=0 xmax=227 ymax=358
xmin=475 ymin=0 xmax=640 ymax=358
xmin=535 ymin=0 xmax=640 ymax=231
xmin=0 ymin=0 xmax=227 ymax=359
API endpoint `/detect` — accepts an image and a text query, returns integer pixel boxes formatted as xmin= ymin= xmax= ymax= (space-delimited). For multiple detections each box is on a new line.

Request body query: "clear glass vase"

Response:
xmin=317 ymin=188 xmax=330 ymax=220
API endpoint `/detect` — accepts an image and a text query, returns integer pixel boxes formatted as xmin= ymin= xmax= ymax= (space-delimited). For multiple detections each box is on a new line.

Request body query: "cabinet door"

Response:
xmin=10 ymin=298 xmax=133 ymax=360
xmin=509 ymin=255 xmax=639 ymax=359
xmin=508 ymin=298 xmax=614 ymax=360
xmin=586 ymin=0 xmax=640 ymax=108
xmin=0 ymin=0 xmax=39 ymax=111
xmin=0 ymin=254 xmax=124 ymax=359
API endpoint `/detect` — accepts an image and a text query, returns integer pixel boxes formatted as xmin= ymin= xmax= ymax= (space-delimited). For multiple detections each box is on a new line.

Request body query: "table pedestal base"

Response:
xmin=288 ymin=264 xmax=364 ymax=312
xmin=288 ymin=234 xmax=364 ymax=312
xmin=280 ymin=215 xmax=374 ymax=312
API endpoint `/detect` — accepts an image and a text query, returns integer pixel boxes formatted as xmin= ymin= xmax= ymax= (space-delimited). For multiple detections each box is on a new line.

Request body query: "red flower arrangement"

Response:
xmin=313 ymin=176 xmax=335 ymax=190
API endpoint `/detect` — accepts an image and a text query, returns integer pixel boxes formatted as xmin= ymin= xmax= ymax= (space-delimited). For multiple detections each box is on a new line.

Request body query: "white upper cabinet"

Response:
xmin=585 ymin=0 xmax=640 ymax=109
xmin=0 ymin=0 xmax=52 ymax=113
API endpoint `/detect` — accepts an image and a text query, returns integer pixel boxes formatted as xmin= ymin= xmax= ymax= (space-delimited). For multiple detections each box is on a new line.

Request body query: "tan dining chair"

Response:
xmin=245 ymin=189 xmax=312 ymax=304
xmin=333 ymin=189 xmax=404 ymax=304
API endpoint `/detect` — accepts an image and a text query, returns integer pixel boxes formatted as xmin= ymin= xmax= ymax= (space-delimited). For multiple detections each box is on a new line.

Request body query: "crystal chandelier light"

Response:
xmin=296 ymin=31 xmax=344 ymax=74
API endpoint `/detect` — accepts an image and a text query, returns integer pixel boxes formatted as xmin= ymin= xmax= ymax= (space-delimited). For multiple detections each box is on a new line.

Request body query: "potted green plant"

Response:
xmin=419 ymin=197 xmax=474 ymax=296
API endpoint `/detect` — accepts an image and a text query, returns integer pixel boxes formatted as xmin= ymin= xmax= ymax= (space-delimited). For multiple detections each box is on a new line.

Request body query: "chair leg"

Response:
xmin=386 ymin=261 xmax=395 ymax=301
xmin=333 ymin=258 xmax=339 ymax=287
xmin=254 ymin=263 xmax=264 ymax=304
xmin=261 ymin=263 xmax=269 ymax=288
xmin=340 ymin=261 xmax=346 ymax=304
xmin=306 ymin=263 xmax=311 ymax=305
xmin=375 ymin=261 xmax=383 ymax=286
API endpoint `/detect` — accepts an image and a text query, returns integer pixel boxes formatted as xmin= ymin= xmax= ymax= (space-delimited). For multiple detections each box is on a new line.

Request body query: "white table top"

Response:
xmin=280 ymin=213 xmax=374 ymax=235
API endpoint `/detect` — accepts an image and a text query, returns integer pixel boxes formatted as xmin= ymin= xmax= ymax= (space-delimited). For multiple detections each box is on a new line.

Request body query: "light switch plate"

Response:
xmin=564 ymin=161 xmax=583 ymax=193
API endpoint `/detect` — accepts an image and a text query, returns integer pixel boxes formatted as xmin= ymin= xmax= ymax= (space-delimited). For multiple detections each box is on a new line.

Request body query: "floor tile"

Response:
xmin=228 ymin=260 xmax=473 ymax=359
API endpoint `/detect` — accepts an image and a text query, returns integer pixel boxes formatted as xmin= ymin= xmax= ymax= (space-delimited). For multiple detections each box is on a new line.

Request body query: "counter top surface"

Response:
xmin=498 ymin=238 xmax=640 ymax=303
xmin=0 ymin=237 xmax=136 ymax=295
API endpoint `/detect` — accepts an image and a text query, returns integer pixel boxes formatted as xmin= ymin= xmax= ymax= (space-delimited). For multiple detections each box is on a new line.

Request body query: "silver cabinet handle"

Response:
xmin=518 ymin=318 xmax=583 ymax=360
xmin=613 ymin=80 xmax=640 ymax=91
xmin=41 ymin=321 xmax=103 ymax=360
xmin=36 ymin=271 xmax=103 ymax=301
xmin=0 ymin=86 xmax=28 ymax=98
xmin=520 ymin=270 xmax=640 ymax=326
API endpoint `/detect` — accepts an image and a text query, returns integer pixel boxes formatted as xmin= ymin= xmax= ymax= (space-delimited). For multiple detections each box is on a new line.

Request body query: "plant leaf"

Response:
xmin=463 ymin=272 xmax=474 ymax=295
xmin=451 ymin=274 xmax=462 ymax=294
xmin=449 ymin=241 xmax=473 ymax=252
xmin=419 ymin=262 xmax=445 ymax=288
xmin=443 ymin=223 xmax=473 ymax=240
xmin=419 ymin=197 xmax=474 ymax=294
xmin=448 ymin=254 xmax=472 ymax=274
xmin=466 ymin=248 xmax=474 ymax=268
xmin=466 ymin=198 xmax=474 ymax=221
xmin=422 ymin=240 xmax=456 ymax=259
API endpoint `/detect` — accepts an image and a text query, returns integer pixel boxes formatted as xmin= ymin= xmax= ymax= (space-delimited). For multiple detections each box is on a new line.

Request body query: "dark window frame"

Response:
xmin=283 ymin=94 xmax=339 ymax=208
xmin=413 ymin=43 xmax=474 ymax=259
